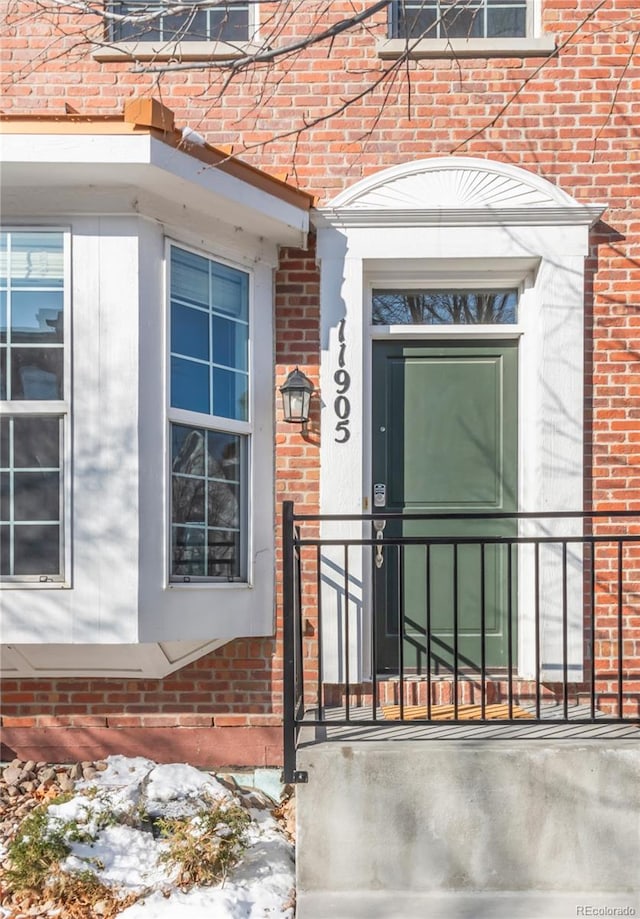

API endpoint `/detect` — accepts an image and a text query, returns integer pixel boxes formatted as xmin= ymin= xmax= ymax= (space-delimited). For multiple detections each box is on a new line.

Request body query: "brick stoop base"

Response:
xmin=0 ymin=714 xmax=283 ymax=769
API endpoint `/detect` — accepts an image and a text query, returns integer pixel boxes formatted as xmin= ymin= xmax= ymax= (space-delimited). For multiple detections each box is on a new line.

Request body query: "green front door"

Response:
xmin=372 ymin=341 xmax=518 ymax=674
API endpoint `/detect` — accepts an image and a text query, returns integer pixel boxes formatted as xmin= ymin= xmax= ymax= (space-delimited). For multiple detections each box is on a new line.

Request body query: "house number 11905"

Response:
xmin=334 ymin=319 xmax=351 ymax=443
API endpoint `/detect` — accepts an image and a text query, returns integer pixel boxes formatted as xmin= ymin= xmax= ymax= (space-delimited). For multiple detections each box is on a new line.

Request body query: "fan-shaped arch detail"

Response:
xmin=328 ymin=157 xmax=576 ymax=211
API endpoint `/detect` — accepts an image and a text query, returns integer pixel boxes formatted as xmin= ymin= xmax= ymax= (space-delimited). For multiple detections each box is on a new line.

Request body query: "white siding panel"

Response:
xmin=1 ymin=218 xmax=141 ymax=644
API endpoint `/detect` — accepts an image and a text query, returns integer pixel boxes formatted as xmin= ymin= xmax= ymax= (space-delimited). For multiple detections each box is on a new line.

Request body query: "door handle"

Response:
xmin=373 ymin=518 xmax=386 ymax=569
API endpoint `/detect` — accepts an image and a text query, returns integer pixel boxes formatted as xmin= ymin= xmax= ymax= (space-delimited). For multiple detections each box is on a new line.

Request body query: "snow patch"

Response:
xmin=32 ymin=756 xmax=295 ymax=918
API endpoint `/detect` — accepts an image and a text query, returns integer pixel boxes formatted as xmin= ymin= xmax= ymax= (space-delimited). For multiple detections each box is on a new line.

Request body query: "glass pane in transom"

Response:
xmin=372 ymin=289 xmax=518 ymax=325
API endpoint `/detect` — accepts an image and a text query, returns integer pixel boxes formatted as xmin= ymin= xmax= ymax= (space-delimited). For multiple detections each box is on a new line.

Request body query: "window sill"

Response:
xmin=376 ymin=37 xmax=557 ymax=60
xmin=92 ymin=40 xmax=261 ymax=63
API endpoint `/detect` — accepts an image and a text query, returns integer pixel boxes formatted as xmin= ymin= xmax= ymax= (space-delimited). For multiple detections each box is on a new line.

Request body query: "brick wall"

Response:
xmin=1 ymin=1 xmax=639 ymax=753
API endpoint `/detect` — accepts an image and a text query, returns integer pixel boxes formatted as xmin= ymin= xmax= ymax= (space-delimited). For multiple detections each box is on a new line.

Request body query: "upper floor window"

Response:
xmin=168 ymin=244 xmax=249 ymax=583
xmin=0 ymin=230 xmax=67 ymax=581
xmin=391 ymin=0 xmax=528 ymax=39
xmin=108 ymin=0 xmax=250 ymax=43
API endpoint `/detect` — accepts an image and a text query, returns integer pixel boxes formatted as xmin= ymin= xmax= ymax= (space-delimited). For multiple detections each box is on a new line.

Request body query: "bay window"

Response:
xmin=0 ymin=230 xmax=67 ymax=581
xmin=168 ymin=243 xmax=249 ymax=582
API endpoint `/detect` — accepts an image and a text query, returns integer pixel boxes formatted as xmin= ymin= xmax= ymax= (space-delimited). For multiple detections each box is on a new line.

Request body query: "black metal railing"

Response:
xmin=282 ymin=502 xmax=640 ymax=782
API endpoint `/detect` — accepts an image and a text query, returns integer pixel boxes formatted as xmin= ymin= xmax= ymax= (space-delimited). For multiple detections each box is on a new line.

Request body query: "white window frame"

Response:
xmin=390 ymin=0 xmax=531 ymax=40
xmin=378 ymin=0 xmax=554 ymax=59
xmin=95 ymin=1 xmax=260 ymax=62
xmin=0 ymin=226 xmax=71 ymax=587
xmin=165 ymin=238 xmax=253 ymax=587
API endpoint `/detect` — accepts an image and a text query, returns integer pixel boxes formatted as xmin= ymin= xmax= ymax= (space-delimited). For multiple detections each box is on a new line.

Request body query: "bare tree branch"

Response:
xmin=2 ymin=0 xmax=638 ymax=173
xmin=133 ymin=0 xmax=389 ymax=72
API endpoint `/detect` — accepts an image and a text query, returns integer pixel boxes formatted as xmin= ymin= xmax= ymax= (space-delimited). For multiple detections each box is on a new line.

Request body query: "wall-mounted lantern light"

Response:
xmin=280 ymin=367 xmax=314 ymax=425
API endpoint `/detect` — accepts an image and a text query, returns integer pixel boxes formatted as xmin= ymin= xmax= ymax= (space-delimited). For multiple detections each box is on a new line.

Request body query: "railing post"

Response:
xmin=282 ymin=500 xmax=298 ymax=784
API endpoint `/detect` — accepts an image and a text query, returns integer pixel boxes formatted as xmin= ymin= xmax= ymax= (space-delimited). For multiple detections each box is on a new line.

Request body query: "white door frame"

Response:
xmin=313 ymin=157 xmax=604 ymax=684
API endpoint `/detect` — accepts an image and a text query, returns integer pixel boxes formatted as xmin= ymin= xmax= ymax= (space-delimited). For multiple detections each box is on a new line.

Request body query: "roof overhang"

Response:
xmin=0 ymin=128 xmax=310 ymax=249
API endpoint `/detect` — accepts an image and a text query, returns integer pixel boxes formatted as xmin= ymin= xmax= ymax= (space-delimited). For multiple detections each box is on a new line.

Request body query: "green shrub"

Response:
xmin=3 ymin=805 xmax=71 ymax=892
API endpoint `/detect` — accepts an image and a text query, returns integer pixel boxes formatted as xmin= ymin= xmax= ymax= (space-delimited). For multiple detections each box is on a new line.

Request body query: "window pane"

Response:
xmin=212 ymin=315 xmax=248 ymax=372
xmin=172 ymin=424 xmax=205 ymax=476
xmin=207 ymin=430 xmax=241 ymax=481
xmin=171 ymin=303 xmax=209 ymax=361
xmin=209 ymin=5 xmax=249 ymax=41
xmin=442 ymin=3 xmax=484 ymax=38
xmin=1 ymin=231 xmax=66 ymax=405
xmin=14 ymin=471 xmax=59 ymax=521
xmin=11 ymin=233 xmax=64 ymax=287
xmin=0 ymin=233 xmax=6 ymax=286
xmin=13 ymin=416 xmax=59 ymax=468
xmin=372 ymin=290 xmax=518 ymax=324
xmin=172 ymin=477 xmax=205 ymax=524
xmin=0 ymin=417 xmax=8 ymax=467
xmin=161 ymin=9 xmax=208 ymax=40
xmin=110 ymin=1 xmax=162 ymax=40
xmin=11 ymin=348 xmax=63 ymax=400
xmin=396 ymin=3 xmax=437 ymax=38
xmin=212 ymin=263 xmax=248 ymax=321
xmin=117 ymin=19 xmax=161 ymax=41
xmin=11 ymin=291 xmax=64 ymax=344
xmin=172 ymin=525 xmax=206 ymax=577
xmin=207 ymin=434 xmax=241 ymax=543
xmin=12 ymin=416 xmax=60 ymax=470
xmin=170 ymin=424 xmax=244 ymax=580
xmin=207 ymin=529 xmax=240 ymax=578
xmin=14 ymin=524 xmax=60 ymax=575
xmin=171 ymin=247 xmax=209 ymax=309
xmin=0 ymin=525 xmax=9 ymax=575
xmin=212 ymin=367 xmax=248 ymax=421
xmin=1 ymin=416 xmax=63 ymax=576
xmin=171 ymin=356 xmax=210 ymax=415
xmin=208 ymin=482 xmax=240 ymax=529
xmin=0 ymin=473 xmax=9 ymax=521
xmin=487 ymin=7 xmax=526 ymax=37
